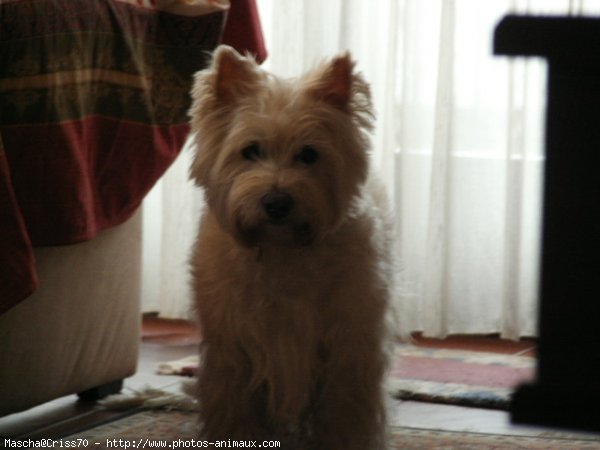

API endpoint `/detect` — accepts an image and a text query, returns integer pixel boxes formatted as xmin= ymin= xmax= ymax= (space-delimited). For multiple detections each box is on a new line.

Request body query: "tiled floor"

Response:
xmin=0 ymin=317 xmax=590 ymax=441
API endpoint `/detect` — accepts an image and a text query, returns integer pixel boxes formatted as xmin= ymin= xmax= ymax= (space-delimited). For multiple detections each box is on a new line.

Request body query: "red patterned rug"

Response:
xmin=67 ymin=409 xmax=600 ymax=449
xmin=158 ymin=345 xmax=536 ymax=410
xmin=388 ymin=345 xmax=535 ymax=409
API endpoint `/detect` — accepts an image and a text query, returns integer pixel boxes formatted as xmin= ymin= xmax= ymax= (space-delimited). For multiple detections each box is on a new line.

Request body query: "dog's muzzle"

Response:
xmin=235 ymin=192 xmax=317 ymax=248
xmin=261 ymin=191 xmax=295 ymax=223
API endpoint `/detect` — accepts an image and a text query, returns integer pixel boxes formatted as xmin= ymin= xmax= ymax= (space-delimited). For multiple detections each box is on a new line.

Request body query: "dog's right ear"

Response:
xmin=188 ymin=46 xmax=262 ymax=188
xmin=211 ymin=45 xmax=261 ymax=101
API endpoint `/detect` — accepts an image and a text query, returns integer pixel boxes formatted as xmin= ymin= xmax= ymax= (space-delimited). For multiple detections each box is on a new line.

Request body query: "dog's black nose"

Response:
xmin=261 ymin=192 xmax=294 ymax=221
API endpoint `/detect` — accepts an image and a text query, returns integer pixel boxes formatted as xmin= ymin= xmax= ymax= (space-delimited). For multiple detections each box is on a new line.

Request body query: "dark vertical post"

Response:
xmin=495 ymin=16 xmax=600 ymax=432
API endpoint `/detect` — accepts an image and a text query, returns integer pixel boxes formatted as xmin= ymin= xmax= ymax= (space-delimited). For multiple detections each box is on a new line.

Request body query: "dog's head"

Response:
xmin=189 ymin=45 xmax=374 ymax=247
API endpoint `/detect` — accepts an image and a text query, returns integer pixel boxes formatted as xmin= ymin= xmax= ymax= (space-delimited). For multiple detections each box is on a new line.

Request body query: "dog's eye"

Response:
xmin=241 ymin=143 xmax=263 ymax=161
xmin=295 ymin=146 xmax=319 ymax=165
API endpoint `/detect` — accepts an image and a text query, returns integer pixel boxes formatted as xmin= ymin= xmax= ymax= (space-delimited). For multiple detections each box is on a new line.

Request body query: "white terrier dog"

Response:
xmin=189 ymin=45 xmax=394 ymax=449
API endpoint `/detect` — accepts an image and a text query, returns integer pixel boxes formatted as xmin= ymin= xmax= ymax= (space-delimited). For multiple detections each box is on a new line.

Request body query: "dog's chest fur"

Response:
xmin=193 ymin=202 xmax=381 ymax=423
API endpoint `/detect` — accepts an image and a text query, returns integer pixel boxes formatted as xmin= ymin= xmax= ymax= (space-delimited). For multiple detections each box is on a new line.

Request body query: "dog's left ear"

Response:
xmin=306 ymin=52 xmax=374 ymax=131
xmin=309 ymin=53 xmax=354 ymax=111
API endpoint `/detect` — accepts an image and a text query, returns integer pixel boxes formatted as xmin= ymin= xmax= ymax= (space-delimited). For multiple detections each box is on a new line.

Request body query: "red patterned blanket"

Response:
xmin=0 ymin=0 xmax=266 ymax=314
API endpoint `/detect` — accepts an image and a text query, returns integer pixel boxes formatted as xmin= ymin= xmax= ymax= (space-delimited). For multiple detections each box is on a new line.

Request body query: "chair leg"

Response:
xmin=77 ymin=379 xmax=124 ymax=401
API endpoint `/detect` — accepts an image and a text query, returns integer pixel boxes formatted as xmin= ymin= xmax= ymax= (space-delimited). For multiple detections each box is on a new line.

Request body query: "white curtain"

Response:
xmin=142 ymin=142 xmax=203 ymax=319
xmin=141 ymin=0 xmax=600 ymax=338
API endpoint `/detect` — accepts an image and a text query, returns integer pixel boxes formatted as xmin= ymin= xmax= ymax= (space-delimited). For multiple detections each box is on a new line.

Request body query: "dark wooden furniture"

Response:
xmin=494 ymin=16 xmax=600 ymax=432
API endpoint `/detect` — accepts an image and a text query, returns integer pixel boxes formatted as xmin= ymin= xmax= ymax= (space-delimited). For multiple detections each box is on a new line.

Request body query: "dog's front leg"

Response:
xmin=197 ymin=346 xmax=269 ymax=442
xmin=310 ymin=279 xmax=389 ymax=450
xmin=311 ymin=351 xmax=387 ymax=450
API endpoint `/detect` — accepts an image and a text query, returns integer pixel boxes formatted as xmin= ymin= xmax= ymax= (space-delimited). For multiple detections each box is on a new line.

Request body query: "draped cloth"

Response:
xmin=0 ymin=0 xmax=267 ymax=314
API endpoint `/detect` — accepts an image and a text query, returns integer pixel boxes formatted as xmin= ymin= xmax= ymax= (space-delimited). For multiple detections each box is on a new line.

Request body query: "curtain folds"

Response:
xmin=143 ymin=0 xmax=600 ymax=338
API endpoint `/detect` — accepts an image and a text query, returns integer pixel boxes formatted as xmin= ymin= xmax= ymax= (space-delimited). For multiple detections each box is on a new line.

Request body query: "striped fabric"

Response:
xmin=0 ymin=0 xmax=266 ymax=314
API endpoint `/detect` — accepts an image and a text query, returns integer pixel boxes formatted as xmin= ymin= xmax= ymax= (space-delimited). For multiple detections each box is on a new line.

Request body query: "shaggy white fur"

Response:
xmin=188 ymin=45 xmax=395 ymax=449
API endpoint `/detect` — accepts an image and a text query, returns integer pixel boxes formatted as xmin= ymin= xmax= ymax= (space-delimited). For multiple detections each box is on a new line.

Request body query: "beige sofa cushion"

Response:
xmin=0 ymin=210 xmax=141 ymax=416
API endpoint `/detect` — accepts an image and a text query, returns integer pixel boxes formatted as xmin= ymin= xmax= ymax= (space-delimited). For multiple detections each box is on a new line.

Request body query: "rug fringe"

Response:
xmin=98 ymin=383 xmax=198 ymax=412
